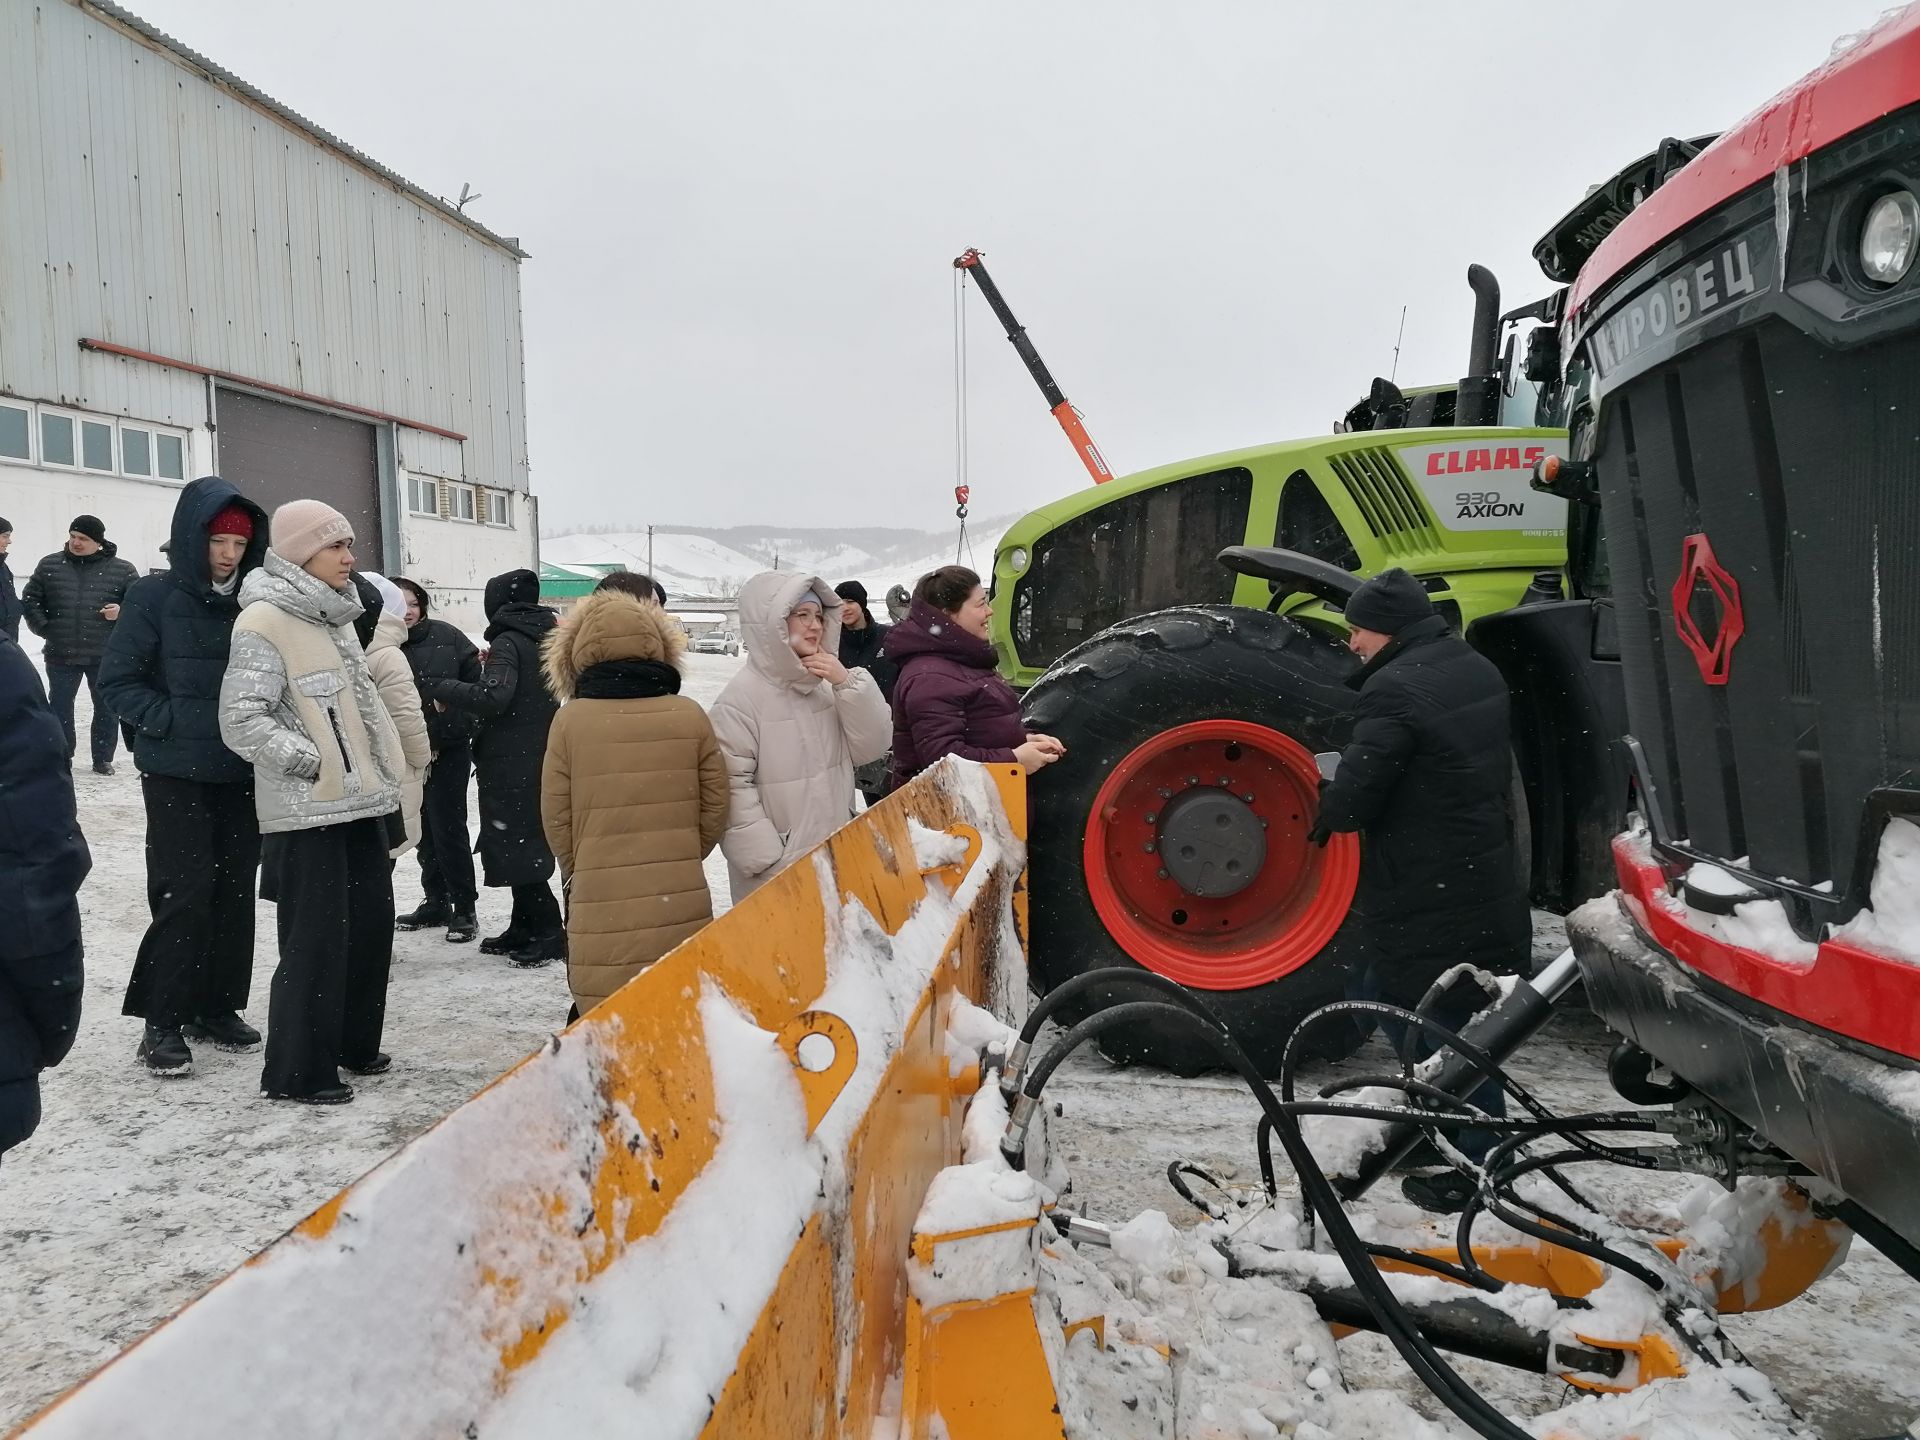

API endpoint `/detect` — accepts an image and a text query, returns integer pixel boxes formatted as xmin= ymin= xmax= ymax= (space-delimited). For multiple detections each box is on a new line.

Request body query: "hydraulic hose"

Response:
xmin=1002 ymin=967 xmax=1227 ymax=1100
xmin=1003 ymin=997 xmax=1567 ymax=1440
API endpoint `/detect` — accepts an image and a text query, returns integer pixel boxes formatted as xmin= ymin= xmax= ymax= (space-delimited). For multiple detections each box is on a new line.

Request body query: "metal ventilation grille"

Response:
xmin=1328 ymin=447 xmax=1434 ymax=555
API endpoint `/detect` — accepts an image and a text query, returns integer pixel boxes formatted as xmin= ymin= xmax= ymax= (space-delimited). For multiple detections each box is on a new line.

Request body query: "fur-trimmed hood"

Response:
xmin=542 ymin=587 xmax=685 ymax=701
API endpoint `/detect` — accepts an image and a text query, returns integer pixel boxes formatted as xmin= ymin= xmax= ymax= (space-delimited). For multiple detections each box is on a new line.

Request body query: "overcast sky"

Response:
xmin=135 ymin=0 xmax=1894 ymax=536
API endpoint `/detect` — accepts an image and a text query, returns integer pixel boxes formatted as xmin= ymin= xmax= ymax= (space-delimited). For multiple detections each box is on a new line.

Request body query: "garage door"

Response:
xmin=215 ymin=389 xmax=383 ymax=571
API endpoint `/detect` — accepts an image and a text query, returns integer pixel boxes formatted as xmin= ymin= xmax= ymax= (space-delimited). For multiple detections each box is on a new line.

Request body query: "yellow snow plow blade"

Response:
xmin=12 ymin=759 xmax=1045 ymax=1440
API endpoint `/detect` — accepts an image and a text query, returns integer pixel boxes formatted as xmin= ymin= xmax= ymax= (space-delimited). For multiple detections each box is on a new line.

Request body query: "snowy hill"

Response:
xmin=540 ymin=517 xmax=1017 ymax=600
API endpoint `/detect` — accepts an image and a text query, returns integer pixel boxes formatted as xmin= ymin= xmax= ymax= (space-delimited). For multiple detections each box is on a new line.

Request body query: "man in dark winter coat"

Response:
xmin=1311 ymin=567 xmax=1528 ymax=1210
xmin=835 ymin=580 xmax=897 ymax=806
xmin=0 ymin=517 xmax=21 ymax=643
xmin=99 ymin=479 xmax=270 ymax=1077
xmin=391 ymin=577 xmax=483 ymax=945
xmin=0 ymin=634 xmax=90 ymax=1161
xmin=21 ymin=514 xmax=141 ymax=773
xmin=416 ymin=569 xmax=564 ymax=966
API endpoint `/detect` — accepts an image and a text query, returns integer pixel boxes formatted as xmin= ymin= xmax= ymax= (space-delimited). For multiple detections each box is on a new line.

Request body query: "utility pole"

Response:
xmin=647 ymin=524 xmax=654 ymax=581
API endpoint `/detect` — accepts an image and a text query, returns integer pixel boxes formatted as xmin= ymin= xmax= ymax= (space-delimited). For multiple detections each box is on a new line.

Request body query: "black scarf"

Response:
xmin=575 ymin=658 xmax=682 ymax=700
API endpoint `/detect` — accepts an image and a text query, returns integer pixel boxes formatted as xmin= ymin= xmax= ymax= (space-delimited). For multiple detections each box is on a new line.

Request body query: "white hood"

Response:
xmin=738 ymin=571 xmax=842 ymax=691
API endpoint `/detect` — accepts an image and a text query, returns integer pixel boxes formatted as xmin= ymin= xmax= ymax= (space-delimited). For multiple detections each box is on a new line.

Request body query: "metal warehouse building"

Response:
xmin=0 ymin=0 xmax=534 ymax=628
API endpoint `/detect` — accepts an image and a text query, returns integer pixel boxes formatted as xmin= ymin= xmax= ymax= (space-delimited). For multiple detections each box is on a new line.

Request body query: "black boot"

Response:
xmin=1401 ymin=1170 xmax=1477 ymax=1215
xmin=481 ymin=925 xmax=529 ymax=957
xmin=508 ymin=930 xmax=567 ymax=969
xmin=138 ymin=1024 xmax=193 ymax=1077
xmin=395 ymin=901 xmax=450 ymax=932
xmin=185 ymin=1012 xmax=263 ymax=1053
xmin=445 ymin=911 xmax=479 ymax=945
xmin=343 ymin=1053 xmax=392 ymax=1076
xmin=263 ymin=1083 xmax=354 ymax=1105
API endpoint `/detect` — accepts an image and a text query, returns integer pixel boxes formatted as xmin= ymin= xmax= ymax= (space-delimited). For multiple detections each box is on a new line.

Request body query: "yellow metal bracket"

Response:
xmin=775 ymin=1010 xmax=859 ymax=1135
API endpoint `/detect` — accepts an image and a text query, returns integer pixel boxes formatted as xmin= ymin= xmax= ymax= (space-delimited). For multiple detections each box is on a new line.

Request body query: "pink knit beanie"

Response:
xmin=270 ymin=499 xmax=354 ymax=566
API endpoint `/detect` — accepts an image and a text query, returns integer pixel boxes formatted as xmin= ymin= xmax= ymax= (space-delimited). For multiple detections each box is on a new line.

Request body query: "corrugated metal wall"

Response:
xmin=0 ymin=0 xmax=530 ymax=493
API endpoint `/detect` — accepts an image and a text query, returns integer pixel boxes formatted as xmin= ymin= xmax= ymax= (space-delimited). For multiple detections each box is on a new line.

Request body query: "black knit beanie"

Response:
xmin=70 ymin=514 xmax=106 ymax=544
xmin=834 ymin=580 xmax=868 ymax=606
xmin=1343 ymin=568 xmax=1435 ymax=635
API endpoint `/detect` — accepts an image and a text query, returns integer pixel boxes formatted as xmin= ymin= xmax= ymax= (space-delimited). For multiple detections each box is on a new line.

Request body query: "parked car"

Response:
xmin=693 ymin=631 xmax=740 ymax=656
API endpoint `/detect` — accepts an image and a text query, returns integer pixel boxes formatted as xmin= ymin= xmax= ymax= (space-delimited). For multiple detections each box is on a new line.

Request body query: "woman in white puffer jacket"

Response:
xmin=710 ymin=572 xmax=891 ymax=903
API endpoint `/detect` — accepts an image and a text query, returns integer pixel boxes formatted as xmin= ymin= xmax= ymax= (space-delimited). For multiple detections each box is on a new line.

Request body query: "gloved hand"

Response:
xmin=1306 ymin=822 xmax=1331 ymax=847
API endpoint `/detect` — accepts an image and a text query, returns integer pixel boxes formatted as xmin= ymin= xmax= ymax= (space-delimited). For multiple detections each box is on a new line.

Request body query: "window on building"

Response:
xmin=81 ymin=419 xmax=115 ymax=473
xmin=449 ymin=482 xmax=477 ymax=522
xmin=121 ymin=425 xmax=153 ymax=476
xmin=485 ymin=490 xmax=510 ymax=527
xmin=41 ymin=412 xmax=76 ymax=468
xmin=0 ymin=402 xmax=29 ymax=461
xmin=408 ymin=474 xmax=439 ymax=515
xmin=156 ymin=433 xmax=185 ymax=480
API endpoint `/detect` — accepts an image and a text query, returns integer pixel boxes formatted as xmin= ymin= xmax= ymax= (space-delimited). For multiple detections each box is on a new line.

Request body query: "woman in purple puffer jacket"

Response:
xmin=884 ymin=566 xmax=1065 ymax=790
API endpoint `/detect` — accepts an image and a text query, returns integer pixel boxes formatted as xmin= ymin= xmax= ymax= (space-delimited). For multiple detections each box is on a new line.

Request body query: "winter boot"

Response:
xmin=480 ymin=925 xmax=530 ymax=957
xmin=185 ymin=1012 xmax=263 ymax=1053
xmin=508 ymin=930 xmax=567 ymax=969
xmin=263 ymin=1083 xmax=354 ymax=1105
xmin=445 ymin=911 xmax=479 ymax=945
xmin=394 ymin=901 xmax=450 ymax=932
xmin=343 ymin=1053 xmax=392 ymax=1076
xmin=1400 ymin=1170 xmax=1476 ymax=1215
xmin=92 ymin=761 xmax=116 ymax=776
xmin=138 ymin=1025 xmax=194 ymax=1077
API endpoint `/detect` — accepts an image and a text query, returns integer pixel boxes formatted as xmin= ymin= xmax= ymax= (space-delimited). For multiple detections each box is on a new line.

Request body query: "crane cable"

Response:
xmin=952 ymin=267 xmax=973 ymax=568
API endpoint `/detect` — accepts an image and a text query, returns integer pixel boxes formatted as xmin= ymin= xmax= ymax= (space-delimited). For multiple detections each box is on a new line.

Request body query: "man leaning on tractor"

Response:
xmin=1310 ymin=567 xmax=1530 ymax=1213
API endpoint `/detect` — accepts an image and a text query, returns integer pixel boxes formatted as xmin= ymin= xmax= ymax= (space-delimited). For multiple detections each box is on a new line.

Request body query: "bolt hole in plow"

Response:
xmin=795 ymin=1032 xmax=837 ymax=1073
xmin=1086 ymin=719 xmax=1358 ymax=990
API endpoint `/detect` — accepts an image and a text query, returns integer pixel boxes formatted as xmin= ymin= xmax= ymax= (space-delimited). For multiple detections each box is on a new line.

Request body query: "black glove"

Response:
xmin=1307 ymin=822 xmax=1331 ymax=848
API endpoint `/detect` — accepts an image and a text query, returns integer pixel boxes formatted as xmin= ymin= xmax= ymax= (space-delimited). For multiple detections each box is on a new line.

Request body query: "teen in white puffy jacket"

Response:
xmin=710 ymin=572 xmax=891 ymax=902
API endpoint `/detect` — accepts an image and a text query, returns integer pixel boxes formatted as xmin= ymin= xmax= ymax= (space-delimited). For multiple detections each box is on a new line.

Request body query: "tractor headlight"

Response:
xmin=1005 ymin=546 xmax=1030 ymax=576
xmin=1860 ymin=190 xmax=1920 ymax=285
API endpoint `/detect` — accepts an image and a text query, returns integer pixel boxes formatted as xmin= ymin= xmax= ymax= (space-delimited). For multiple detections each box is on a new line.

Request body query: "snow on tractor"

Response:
xmin=1000 ymin=254 xmax=1658 ymax=1073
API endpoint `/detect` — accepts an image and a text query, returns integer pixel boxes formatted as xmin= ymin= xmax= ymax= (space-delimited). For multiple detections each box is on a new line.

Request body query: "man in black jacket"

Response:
xmin=0 ymin=634 xmax=90 ymax=1161
xmin=392 ymin=577 xmax=483 ymax=945
xmin=1312 ymin=568 xmax=1528 ymax=1209
xmin=415 ymin=571 xmax=562 ymax=965
xmin=21 ymin=514 xmax=140 ymax=774
xmin=100 ymin=479 xmax=270 ymax=1077
xmin=0 ymin=518 xmax=20 ymax=643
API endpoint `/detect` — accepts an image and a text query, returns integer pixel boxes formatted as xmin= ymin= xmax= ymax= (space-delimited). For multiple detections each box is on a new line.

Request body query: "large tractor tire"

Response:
xmin=1021 ymin=606 xmax=1368 ymax=1076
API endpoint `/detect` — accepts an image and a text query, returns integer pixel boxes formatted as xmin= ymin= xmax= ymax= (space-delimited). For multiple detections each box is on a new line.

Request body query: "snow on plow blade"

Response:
xmin=13 ymin=759 xmax=1031 ymax=1440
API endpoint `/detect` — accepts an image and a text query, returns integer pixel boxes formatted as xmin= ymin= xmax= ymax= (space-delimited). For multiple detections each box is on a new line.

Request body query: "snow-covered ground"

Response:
xmin=2 ymin=645 xmax=1915 ymax=1436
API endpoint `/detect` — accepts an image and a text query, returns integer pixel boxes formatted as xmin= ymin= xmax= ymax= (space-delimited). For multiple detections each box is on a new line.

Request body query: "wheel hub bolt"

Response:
xmin=1186 ymin=775 xmax=1199 ymax=786
xmin=1156 ymin=868 xmax=1170 ymax=880
xmin=1144 ymin=813 xmax=1158 ymax=825
xmin=1143 ymin=842 xmax=1157 ymax=854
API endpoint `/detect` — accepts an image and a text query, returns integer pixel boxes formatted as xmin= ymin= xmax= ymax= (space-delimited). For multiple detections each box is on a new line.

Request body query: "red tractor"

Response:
xmin=1549 ymin=10 xmax=1920 ymax=1265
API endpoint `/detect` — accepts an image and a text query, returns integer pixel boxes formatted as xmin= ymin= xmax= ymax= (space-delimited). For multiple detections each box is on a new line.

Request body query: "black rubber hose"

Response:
xmin=1015 ymin=998 xmax=1552 ymax=1440
xmin=1017 ymin=966 xmax=1225 ymax=1046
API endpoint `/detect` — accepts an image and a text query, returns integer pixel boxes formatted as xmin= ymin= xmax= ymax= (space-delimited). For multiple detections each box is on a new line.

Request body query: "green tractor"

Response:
xmin=989 ymin=178 xmax=1687 ymax=1069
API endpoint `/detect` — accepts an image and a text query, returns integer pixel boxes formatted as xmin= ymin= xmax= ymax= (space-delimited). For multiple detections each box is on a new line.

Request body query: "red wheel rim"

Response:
xmin=1082 ymin=719 xmax=1358 ymax=990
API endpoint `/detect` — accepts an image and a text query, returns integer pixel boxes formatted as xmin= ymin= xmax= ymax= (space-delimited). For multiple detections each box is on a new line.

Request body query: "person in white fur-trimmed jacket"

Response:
xmin=710 ymin=571 xmax=891 ymax=904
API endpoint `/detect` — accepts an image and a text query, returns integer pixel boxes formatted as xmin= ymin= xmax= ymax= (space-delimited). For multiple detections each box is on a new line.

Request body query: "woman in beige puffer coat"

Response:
xmin=710 ymin=572 xmax=892 ymax=903
xmin=541 ymin=588 xmax=729 ymax=1016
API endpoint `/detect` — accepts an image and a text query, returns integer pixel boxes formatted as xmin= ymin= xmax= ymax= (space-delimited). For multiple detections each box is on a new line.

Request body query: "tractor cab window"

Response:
xmin=1404 ymin=387 xmax=1456 ymax=428
xmin=1276 ymin=471 xmax=1361 ymax=571
xmin=1012 ymin=468 xmax=1253 ymax=668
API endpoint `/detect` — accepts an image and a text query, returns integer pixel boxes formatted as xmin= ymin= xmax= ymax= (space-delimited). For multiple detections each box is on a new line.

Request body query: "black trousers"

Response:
xmin=260 ymin=818 xmax=395 ymax=1097
xmin=416 ymin=744 xmax=477 ymax=912
xmin=45 ymin=661 xmax=118 ymax=767
xmin=510 ymin=882 xmax=561 ymax=934
xmin=122 ymin=775 xmax=260 ymax=1030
